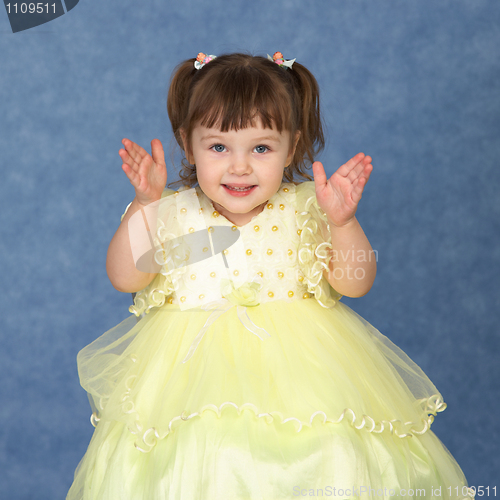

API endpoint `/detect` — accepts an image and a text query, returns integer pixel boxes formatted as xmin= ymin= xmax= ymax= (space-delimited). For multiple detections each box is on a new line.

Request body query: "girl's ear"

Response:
xmin=293 ymin=130 xmax=301 ymax=150
xmin=180 ymin=129 xmax=195 ymax=164
xmin=286 ymin=130 xmax=301 ymax=167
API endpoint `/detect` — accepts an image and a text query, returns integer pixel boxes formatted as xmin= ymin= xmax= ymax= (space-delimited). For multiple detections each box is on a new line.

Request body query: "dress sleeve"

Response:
xmin=295 ymin=181 xmax=342 ymax=308
xmin=119 ymin=188 xmax=180 ymax=317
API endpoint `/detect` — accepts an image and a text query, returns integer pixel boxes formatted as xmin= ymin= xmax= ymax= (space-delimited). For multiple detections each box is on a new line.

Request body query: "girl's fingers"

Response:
xmin=119 ymin=143 xmax=140 ymax=167
xmin=121 ymin=138 xmax=168 ymax=198
xmin=337 ymin=152 xmax=366 ymax=177
xmin=122 ymin=163 xmax=140 ymax=188
xmin=346 ymin=162 xmax=365 ymax=183
xmin=346 ymin=156 xmax=372 ymax=184
xmin=351 ymin=164 xmax=372 ymax=203
xmin=151 ymin=139 xmax=166 ymax=168
xmin=312 ymin=161 xmax=327 ymax=187
xmin=364 ymin=162 xmax=373 ymax=180
xmin=351 ymin=184 xmax=364 ymax=205
xmin=123 ymin=138 xmax=147 ymax=159
xmin=119 ymin=149 xmax=141 ymax=174
xmin=123 ymin=138 xmax=149 ymax=166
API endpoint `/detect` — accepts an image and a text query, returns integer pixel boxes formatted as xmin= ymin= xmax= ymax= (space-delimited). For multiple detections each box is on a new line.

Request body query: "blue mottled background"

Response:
xmin=0 ymin=0 xmax=498 ymax=497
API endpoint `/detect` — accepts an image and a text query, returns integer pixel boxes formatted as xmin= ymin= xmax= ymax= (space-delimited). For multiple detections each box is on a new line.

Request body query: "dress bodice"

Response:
xmin=123 ymin=181 xmax=342 ymax=316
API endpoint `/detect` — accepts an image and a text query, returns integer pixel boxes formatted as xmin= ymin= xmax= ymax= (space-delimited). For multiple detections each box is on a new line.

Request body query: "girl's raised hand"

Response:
xmin=119 ymin=138 xmax=168 ymax=206
xmin=312 ymin=153 xmax=373 ymax=227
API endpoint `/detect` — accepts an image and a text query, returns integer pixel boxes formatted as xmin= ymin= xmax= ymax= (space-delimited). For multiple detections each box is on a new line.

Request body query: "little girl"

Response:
xmin=67 ymin=52 xmax=474 ymax=499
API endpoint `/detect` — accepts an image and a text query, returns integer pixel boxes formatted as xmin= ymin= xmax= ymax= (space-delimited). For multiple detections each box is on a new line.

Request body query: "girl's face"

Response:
xmin=184 ymin=119 xmax=297 ymax=227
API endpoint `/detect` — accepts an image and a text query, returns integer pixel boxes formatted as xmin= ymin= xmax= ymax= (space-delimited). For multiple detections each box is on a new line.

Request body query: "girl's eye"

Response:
xmin=254 ymin=145 xmax=269 ymax=154
xmin=212 ymin=144 xmax=226 ymax=153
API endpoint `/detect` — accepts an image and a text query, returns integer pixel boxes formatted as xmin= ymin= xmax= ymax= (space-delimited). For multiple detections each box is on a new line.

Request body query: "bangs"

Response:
xmin=166 ymin=52 xmax=324 ymax=189
xmin=186 ymin=62 xmax=295 ymax=134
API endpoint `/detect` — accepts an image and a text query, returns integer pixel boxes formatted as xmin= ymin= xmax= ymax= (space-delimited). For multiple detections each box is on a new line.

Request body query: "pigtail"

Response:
xmin=166 ymin=59 xmax=200 ymax=190
xmin=287 ymin=62 xmax=325 ymax=178
xmin=167 ymin=59 xmax=197 ymax=149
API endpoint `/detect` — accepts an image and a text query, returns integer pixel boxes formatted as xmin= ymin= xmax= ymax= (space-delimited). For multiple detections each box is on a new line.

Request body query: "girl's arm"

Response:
xmin=107 ymin=138 xmax=168 ymax=293
xmin=107 ymin=197 xmax=159 ymax=293
xmin=312 ymin=155 xmax=376 ymax=298
xmin=324 ymin=216 xmax=376 ymax=298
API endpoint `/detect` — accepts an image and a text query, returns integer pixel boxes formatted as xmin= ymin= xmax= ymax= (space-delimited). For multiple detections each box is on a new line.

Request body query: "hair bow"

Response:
xmin=267 ymin=51 xmax=296 ymax=69
xmin=194 ymin=53 xmax=217 ymax=70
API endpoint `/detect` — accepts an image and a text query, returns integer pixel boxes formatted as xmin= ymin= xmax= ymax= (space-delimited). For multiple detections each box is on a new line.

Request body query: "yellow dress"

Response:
xmin=67 ymin=181 xmax=474 ymax=500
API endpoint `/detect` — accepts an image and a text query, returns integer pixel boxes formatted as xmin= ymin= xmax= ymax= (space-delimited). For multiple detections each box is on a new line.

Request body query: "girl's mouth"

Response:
xmin=222 ymin=185 xmax=257 ymax=196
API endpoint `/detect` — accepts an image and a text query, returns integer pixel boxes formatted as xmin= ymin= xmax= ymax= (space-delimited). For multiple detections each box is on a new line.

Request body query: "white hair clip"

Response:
xmin=194 ymin=53 xmax=217 ymax=70
xmin=267 ymin=51 xmax=296 ymax=70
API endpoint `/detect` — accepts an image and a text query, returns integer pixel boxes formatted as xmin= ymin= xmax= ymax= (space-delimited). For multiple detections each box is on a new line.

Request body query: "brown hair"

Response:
xmin=166 ymin=53 xmax=324 ymax=190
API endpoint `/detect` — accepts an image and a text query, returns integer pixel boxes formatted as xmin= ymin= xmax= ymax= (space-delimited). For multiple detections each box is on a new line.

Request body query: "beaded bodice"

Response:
xmin=125 ymin=181 xmax=341 ymax=317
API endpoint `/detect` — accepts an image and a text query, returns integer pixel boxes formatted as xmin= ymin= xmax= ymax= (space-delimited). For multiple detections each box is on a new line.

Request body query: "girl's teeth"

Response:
xmin=227 ymin=185 xmax=253 ymax=191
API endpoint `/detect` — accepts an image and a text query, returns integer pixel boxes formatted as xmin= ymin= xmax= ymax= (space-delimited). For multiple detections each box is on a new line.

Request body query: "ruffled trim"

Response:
xmin=125 ymin=187 xmax=190 ymax=317
xmin=295 ymin=183 xmax=342 ymax=308
xmin=128 ymin=273 xmax=175 ymax=317
xmin=91 ymin=393 xmax=447 ymax=453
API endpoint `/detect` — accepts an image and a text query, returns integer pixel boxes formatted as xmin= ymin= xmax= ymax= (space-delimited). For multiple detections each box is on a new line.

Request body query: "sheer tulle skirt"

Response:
xmin=67 ymin=299 xmax=472 ymax=499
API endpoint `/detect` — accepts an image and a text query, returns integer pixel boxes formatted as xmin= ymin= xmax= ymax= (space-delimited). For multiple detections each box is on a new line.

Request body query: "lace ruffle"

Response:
xmin=128 ymin=273 xmax=175 ymax=316
xmin=295 ymin=182 xmax=342 ymax=308
xmin=92 ymin=393 xmax=447 ymax=454
xmin=120 ymin=187 xmax=190 ymax=317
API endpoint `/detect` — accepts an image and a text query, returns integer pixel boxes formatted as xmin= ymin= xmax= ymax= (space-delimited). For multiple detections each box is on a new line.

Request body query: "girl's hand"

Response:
xmin=312 ymin=153 xmax=373 ymax=227
xmin=119 ymin=138 xmax=168 ymax=206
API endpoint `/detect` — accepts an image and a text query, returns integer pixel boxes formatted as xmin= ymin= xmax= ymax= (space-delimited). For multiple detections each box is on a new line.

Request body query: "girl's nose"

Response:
xmin=230 ymin=152 xmax=251 ymax=173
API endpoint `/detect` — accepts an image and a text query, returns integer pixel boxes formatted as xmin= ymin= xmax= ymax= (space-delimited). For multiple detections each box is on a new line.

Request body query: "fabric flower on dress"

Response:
xmin=267 ymin=51 xmax=296 ymax=70
xmin=220 ymin=278 xmax=262 ymax=307
xmin=194 ymin=53 xmax=217 ymax=70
